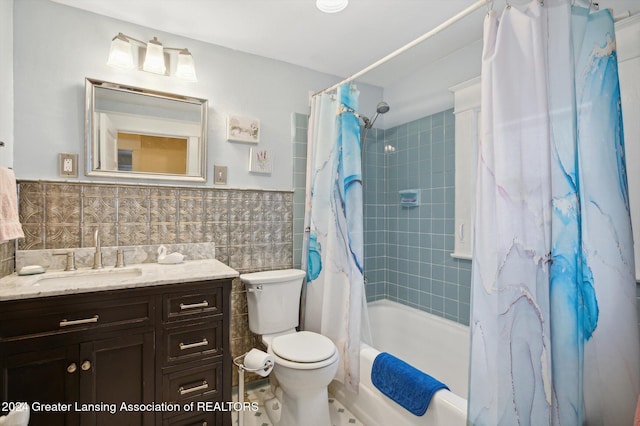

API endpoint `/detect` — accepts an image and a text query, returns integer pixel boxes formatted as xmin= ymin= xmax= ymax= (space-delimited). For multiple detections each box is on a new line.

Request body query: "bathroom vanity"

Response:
xmin=0 ymin=259 xmax=237 ymax=426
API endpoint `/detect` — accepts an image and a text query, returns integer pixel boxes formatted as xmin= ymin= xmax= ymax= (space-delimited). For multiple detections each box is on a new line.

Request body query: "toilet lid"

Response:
xmin=271 ymin=331 xmax=336 ymax=363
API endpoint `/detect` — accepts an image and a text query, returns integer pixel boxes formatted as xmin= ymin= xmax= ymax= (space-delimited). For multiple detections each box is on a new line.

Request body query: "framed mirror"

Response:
xmin=85 ymin=78 xmax=208 ymax=182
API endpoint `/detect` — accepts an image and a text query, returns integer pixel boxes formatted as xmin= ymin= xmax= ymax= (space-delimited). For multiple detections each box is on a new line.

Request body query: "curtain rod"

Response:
xmin=313 ymin=0 xmax=489 ymax=97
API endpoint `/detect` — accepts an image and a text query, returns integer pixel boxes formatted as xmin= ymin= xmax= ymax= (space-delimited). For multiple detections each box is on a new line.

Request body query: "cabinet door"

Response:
xmin=1 ymin=344 xmax=79 ymax=426
xmin=78 ymin=331 xmax=155 ymax=426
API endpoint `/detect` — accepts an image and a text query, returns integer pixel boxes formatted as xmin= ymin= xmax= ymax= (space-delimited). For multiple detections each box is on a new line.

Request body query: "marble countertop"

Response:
xmin=0 ymin=259 xmax=239 ymax=301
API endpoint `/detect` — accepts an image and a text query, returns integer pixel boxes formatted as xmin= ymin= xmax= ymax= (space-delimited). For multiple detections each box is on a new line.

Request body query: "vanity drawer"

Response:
xmin=0 ymin=294 xmax=153 ymax=339
xmin=163 ymin=285 xmax=224 ymax=323
xmin=163 ymin=321 xmax=223 ymax=365
xmin=163 ymin=362 xmax=222 ymax=404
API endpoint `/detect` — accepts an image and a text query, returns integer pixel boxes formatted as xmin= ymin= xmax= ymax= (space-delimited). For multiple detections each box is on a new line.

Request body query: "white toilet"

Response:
xmin=240 ymin=269 xmax=339 ymax=426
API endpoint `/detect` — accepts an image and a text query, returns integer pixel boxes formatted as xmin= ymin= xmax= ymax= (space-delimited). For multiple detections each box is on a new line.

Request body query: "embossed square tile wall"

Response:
xmin=83 ymin=184 xmax=118 ymax=247
xmin=17 ymin=181 xmax=293 ymax=273
xmin=118 ymin=186 xmax=150 ymax=246
xmin=17 ymin=181 xmax=45 ymax=250
xmin=0 ymin=242 xmax=14 ymax=278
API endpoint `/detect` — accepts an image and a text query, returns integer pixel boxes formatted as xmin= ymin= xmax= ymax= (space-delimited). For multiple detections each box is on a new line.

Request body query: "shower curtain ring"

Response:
xmin=485 ymin=0 xmax=494 ymax=14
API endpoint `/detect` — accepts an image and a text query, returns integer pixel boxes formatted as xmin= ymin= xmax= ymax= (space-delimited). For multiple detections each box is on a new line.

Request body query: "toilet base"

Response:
xmin=280 ymin=386 xmax=331 ymax=426
xmin=264 ymin=384 xmax=332 ymax=426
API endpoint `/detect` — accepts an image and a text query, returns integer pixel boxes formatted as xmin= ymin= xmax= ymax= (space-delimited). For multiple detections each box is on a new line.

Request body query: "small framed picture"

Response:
xmin=249 ymin=148 xmax=272 ymax=174
xmin=227 ymin=115 xmax=260 ymax=143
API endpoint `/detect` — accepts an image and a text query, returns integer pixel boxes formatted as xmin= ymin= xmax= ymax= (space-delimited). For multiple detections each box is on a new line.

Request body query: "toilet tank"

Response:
xmin=240 ymin=269 xmax=306 ymax=335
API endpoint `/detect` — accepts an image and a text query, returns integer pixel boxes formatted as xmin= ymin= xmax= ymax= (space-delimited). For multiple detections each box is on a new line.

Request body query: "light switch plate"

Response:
xmin=59 ymin=153 xmax=78 ymax=178
xmin=214 ymin=165 xmax=228 ymax=185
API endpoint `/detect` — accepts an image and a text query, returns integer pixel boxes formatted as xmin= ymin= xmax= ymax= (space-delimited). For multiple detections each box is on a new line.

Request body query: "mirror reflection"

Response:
xmin=85 ymin=78 xmax=208 ymax=181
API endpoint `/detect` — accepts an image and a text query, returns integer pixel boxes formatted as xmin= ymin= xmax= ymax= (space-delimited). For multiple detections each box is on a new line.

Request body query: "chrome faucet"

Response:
xmin=92 ymin=230 xmax=103 ymax=269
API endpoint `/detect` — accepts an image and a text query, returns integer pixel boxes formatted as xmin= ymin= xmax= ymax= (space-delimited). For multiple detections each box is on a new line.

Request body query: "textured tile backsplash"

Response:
xmin=13 ymin=179 xmax=294 ymax=387
xmin=17 ymin=181 xmax=293 ymax=272
xmin=0 ymin=242 xmax=14 ymax=278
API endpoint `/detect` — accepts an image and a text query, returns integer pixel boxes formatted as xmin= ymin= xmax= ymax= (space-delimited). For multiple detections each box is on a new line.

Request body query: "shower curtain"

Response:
xmin=302 ymin=84 xmax=366 ymax=392
xmin=468 ymin=1 xmax=640 ymax=425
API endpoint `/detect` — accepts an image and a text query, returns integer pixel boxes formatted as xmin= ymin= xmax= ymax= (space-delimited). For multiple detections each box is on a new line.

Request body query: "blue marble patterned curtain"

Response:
xmin=468 ymin=1 xmax=640 ymax=424
xmin=302 ymin=84 xmax=366 ymax=392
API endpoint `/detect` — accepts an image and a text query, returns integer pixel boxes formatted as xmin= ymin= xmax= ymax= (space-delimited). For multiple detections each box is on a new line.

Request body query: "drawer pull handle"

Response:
xmin=67 ymin=362 xmax=77 ymax=373
xmin=179 ymin=301 xmax=209 ymax=310
xmin=81 ymin=360 xmax=91 ymax=371
xmin=59 ymin=315 xmax=99 ymax=327
xmin=179 ymin=338 xmax=209 ymax=351
xmin=178 ymin=381 xmax=208 ymax=396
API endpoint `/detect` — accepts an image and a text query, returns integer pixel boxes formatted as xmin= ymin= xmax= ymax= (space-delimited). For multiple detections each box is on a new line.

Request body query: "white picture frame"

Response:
xmin=249 ymin=148 xmax=272 ymax=174
xmin=227 ymin=115 xmax=260 ymax=143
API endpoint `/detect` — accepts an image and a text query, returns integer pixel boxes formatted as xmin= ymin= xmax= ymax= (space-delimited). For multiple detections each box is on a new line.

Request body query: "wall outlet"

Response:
xmin=214 ymin=165 xmax=228 ymax=185
xmin=59 ymin=153 xmax=78 ymax=178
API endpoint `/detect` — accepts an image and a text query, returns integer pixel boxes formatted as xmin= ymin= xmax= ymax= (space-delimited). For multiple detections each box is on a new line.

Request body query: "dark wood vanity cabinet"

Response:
xmin=0 ymin=279 xmax=232 ymax=426
xmin=158 ymin=282 xmax=231 ymax=426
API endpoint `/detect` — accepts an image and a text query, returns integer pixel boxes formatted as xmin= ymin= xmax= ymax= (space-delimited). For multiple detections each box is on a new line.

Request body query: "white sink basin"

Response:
xmin=31 ymin=268 xmax=143 ymax=287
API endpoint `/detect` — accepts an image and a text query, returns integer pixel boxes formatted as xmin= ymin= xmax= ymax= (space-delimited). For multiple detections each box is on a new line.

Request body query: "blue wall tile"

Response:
xmin=297 ymin=108 xmax=465 ymax=322
xmin=363 ymin=109 xmax=472 ymax=325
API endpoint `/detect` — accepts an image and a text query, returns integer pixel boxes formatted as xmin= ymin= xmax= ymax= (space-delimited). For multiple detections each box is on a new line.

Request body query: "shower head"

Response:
xmin=376 ymin=101 xmax=390 ymax=114
xmin=363 ymin=101 xmax=390 ymax=129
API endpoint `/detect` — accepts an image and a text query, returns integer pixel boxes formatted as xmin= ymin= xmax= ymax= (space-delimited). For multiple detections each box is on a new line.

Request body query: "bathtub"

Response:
xmin=329 ymin=299 xmax=470 ymax=425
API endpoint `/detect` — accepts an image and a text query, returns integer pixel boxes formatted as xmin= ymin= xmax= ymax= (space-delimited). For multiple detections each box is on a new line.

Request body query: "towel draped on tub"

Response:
xmin=371 ymin=351 xmax=449 ymax=416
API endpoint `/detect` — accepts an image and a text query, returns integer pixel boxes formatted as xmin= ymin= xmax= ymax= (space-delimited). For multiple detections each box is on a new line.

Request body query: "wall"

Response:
xmin=292 ymin=113 xmax=308 ymax=269
xmin=0 ymin=0 xmax=13 ymax=169
xmin=0 ymin=0 xmax=14 ymax=276
xmin=383 ymin=40 xmax=482 ymax=129
xmin=11 ymin=0 xmax=382 ymax=189
xmin=291 ymin=109 xmax=472 ymax=325
xmin=364 ymin=110 xmax=472 ymax=325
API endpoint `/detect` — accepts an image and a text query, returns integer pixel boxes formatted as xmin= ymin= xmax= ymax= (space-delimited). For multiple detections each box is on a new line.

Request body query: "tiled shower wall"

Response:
xmin=291 ymin=110 xmax=472 ymax=326
xmin=364 ymin=110 xmax=472 ymax=325
xmin=13 ymin=180 xmax=294 ymax=386
xmin=292 ymin=113 xmax=308 ymax=269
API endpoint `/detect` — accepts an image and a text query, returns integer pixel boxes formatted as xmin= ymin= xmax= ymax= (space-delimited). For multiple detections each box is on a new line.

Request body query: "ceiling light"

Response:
xmin=107 ymin=33 xmax=197 ymax=81
xmin=107 ymin=33 xmax=135 ymax=70
xmin=316 ymin=0 xmax=349 ymax=13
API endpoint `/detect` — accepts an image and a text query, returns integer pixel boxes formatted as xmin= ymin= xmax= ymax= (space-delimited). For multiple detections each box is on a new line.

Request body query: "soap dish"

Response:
xmin=18 ymin=265 xmax=46 ymax=276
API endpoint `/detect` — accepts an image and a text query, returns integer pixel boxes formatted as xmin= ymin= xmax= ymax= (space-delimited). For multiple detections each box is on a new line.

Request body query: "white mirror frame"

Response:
xmin=84 ymin=78 xmax=208 ymax=182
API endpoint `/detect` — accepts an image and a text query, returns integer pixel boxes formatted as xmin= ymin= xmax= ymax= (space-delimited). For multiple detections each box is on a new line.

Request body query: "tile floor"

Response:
xmin=233 ymin=382 xmax=363 ymax=426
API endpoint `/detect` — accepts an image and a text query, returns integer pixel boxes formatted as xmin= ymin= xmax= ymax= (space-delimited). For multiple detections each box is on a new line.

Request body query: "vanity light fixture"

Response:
xmin=142 ymin=37 xmax=166 ymax=75
xmin=175 ymin=49 xmax=198 ymax=82
xmin=316 ymin=0 xmax=349 ymax=13
xmin=107 ymin=32 xmax=197 ymax=82
xmin=107 ymin=33 xmax=135 ymax=70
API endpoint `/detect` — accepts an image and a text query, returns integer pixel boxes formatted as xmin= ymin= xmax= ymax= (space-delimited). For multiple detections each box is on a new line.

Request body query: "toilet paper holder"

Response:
xmin=234 ymin=350 xmax=274 ymax=426
xmin=233 ymin=350 xmax=274 ymax=373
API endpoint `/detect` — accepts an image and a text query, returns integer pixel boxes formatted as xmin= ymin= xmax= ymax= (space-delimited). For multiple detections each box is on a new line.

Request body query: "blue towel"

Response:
xmin=371 ymin=352 xmax=449 ymax=416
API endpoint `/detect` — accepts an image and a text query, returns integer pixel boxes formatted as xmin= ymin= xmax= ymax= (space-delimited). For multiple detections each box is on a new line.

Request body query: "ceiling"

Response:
xmin=52 ymin=0 xmax=640 ymax=90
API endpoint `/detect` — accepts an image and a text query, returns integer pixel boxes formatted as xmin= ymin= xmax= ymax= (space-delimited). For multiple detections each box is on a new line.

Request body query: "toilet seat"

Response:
xmin=269 ymin=331 xmax=338 ymax=370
